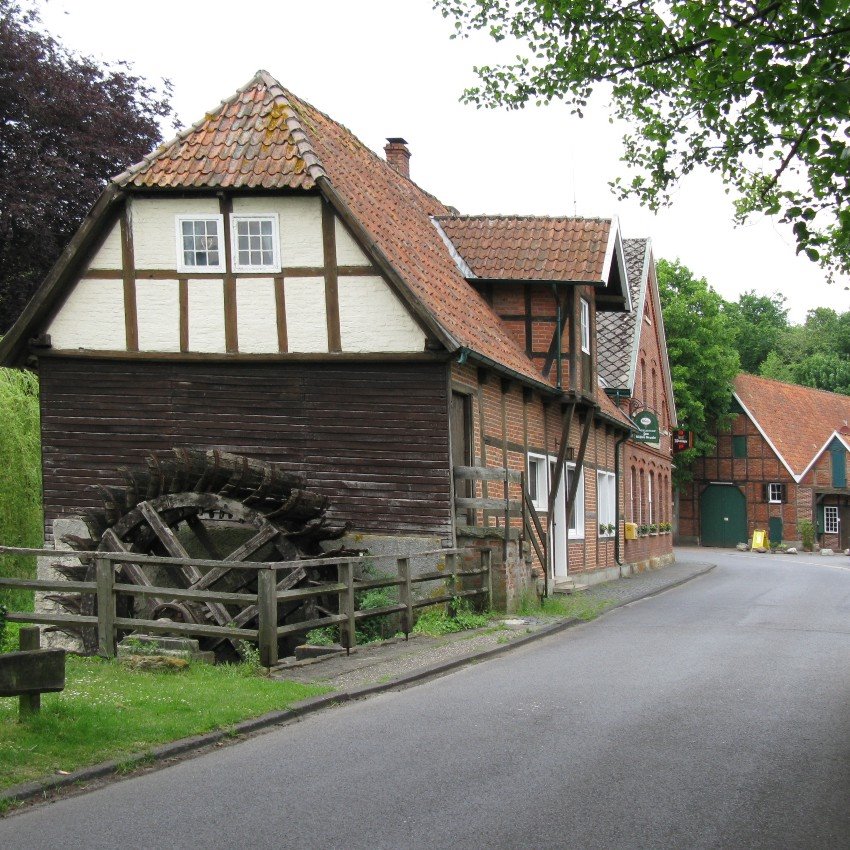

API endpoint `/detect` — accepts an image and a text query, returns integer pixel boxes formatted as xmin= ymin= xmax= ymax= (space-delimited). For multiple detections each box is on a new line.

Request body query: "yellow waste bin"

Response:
xmin=625 ymin=522 xmax=638 ymax=540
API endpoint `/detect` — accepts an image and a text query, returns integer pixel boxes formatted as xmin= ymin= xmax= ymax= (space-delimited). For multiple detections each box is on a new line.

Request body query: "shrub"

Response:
xmin=797 ymin=519 xmax=815 ymax=552
xmin=0 ymin=369 xmax=43 ymax=613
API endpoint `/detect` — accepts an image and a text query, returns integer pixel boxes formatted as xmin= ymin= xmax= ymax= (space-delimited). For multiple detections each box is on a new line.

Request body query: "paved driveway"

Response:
xmin=3 ymin=549 xmax=850 ymax=849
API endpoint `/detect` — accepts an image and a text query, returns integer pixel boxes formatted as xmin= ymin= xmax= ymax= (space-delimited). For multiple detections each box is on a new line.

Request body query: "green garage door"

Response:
xmin=701 ymin=484 xmax=747 ymax=547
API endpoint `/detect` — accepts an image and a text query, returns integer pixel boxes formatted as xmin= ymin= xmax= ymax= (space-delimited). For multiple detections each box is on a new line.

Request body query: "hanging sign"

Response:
xmin=633 ymin=409 xmax=660 ymax=444
xmin=672 ymin=429 xmax=693 ymax=452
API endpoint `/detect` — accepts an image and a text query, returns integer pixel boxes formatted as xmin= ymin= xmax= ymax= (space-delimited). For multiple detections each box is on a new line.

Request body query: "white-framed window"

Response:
xmin=768 ymin=482 xmax=784 ymax=504
xmin=647 ymin=472 xmax=654 ymax=526
xmin=527 ymin=453 xmax=548 ymax=512
xmin=824 ymin=506 xmax=839 ymax=534
xmin=580 ymin=298 xmax=591 ymax=354
xmin=231 ymin=214 xmax=281 ymax=272
xmin=176 ymin=215 xmax=225 ymax=272
xmin=564 ymin=461 xmax=585 ymax=539
xmin=597 ymin=470 xmax=616 ymax=535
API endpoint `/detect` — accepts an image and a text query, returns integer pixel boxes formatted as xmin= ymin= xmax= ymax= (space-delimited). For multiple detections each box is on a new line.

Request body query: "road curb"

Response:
xmin=0 ymin=562 xmax=715 ymax=810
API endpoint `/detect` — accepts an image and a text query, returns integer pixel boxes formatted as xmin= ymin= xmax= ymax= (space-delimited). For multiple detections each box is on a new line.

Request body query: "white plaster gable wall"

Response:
xmin=136 ymin=279 xmax=180 ymax=351
xmin=47 ymin=279 xmax=125 ymax=349
xmin=86 ymin=219 xmax=122 ymax=270
xmin=338 ymin=276 xmax=424 ymax=352
xmin=187 ymin=279 xmax=226 ymax=352
xmin=233 ymin=196 xmax=324 ymax=267
xmin=285 ymin=277 xmax=328 ymax=352
xmin=236 ymin=278 xmax=278 ymax=353
xmin=334 ymin=218 xmax=371 ymax=266
xmin=132 ymin=197 xmax=219 ymax=269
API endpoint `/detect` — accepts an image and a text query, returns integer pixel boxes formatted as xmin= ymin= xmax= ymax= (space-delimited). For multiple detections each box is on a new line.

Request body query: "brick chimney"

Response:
xmin=384 ymin=137 xmax=411 ymax=179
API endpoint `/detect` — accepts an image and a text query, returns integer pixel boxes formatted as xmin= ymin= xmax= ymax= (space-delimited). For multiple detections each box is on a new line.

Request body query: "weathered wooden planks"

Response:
xmin=39 ymin=359 xmax=453 ymax=538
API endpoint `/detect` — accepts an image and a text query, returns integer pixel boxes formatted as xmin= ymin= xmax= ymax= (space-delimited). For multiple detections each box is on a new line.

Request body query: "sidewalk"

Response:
xmin=272 ymin=558 xmax=715 ymax=692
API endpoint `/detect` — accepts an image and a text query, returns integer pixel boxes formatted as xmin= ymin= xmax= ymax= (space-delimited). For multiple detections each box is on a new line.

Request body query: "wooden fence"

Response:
xmin=453 ymin=466 xmax=548 ymax=594
xmin=0 ymin=546 xmax=492 ymax=668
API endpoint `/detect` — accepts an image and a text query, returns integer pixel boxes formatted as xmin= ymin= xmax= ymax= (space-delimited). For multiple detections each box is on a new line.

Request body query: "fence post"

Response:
xmin=398 ymin=557 xmax=412 ymax=639
xmin=481 ymin=548 xmax=493 ymax=611
xmin=18 ymin=626 xmax=41 ymax=717
xmin=95 ymin=554 xmax=116 ymax=658
xmin=338 ymin=561 xmax=356 ymax=655
xmin=445 ymin=552 xmax=457 ymax=618
xmin=257 ymin=566 xmax=278 ymax=668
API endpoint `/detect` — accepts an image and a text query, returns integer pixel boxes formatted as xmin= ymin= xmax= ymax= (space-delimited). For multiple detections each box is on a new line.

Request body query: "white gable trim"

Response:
xmin=797 ymin=430 xmax=850 ymax=482
xmin=733 ymin=391 xmax=801 ymax=482
xmin=430 ymin=217 xmax=476 ymax=279
xmin=626 ymin=241 xmax=651 ymax=393
xmin=645 ymin=242 xmax=677 ymax=426
xmin=601 ymin=217 xmax=631 ymax=311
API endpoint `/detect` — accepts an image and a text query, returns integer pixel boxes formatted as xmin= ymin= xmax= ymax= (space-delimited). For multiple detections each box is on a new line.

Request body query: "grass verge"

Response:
xmin=0 ymin=656 xmax=328 ymax=792
xmin=516 ymin=592 xmax=612 ymax=621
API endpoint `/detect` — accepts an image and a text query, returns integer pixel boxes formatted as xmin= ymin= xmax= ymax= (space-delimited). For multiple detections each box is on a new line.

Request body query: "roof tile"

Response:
xmin=735 ymin=373 xmax=850 ymax=477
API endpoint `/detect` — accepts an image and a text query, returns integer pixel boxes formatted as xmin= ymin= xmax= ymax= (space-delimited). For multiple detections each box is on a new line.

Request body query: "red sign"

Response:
xmin=672 ymin=429 xmax=692 ymax=452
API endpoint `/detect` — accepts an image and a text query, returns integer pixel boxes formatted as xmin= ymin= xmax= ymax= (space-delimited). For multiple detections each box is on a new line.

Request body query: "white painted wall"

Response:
xmin=187 ymin=279 xmax=226 ymax=353
xmin=236 ymin=278 xmax=279 ymax=353
xmin=132 ymin=197 xmax=219 ymax=269
xmin=234 ymin=196 xmax=324 ymax=268
xmin=47 ymin=279 xmax=125 ymax=350
xmin=338 ymin=276 xmax=424 ymax=352
xmin=335 ymin=218 xmax=371 ymax=266
xmin=86 ymin=220 xmax=122 ymax=270
xmin=136 ymin=279 xmax=180 ymax=351
xmin=285 ymin=277 xmax=328 ymax=352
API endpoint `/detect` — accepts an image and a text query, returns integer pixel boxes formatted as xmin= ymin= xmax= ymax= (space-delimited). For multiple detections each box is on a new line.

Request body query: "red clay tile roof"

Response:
xmin=115 ymin=71 xmax=549 ymax=387
xmin=734 ymin=373 xmax=850 ymax=478
xmin=114 ymin=76 xmax=324 ymax=190
xmin=433 ymin=216 xmax=612 ymax=282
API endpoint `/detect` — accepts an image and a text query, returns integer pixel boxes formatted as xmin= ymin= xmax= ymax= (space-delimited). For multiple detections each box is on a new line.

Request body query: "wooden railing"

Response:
xmin=0 ymin=546 xmax=492 ymax=668
xmin=453 ymin=466 xmax=548 ymax=592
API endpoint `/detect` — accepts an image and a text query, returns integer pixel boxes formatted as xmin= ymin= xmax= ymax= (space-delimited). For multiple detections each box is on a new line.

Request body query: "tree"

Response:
xmin=655 ymin=259 xmax=739 ymax=487
xmin=0 ymin=0 xmax=173 ymax=332
xmin=723 ymin=290 xmax=789 ymax=374
xmin=437 ymin=0 xmax=850 ymax=278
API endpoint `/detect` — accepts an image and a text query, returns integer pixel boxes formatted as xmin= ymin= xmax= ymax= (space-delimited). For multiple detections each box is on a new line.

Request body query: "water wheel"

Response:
xmin=50 ymin=449 xmax=351 ymax=659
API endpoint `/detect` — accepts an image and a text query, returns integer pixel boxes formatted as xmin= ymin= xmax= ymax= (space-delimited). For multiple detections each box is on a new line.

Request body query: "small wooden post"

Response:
xmin=398 ymin=557 xmax=413 ymax=639
xmin=445 ymin=552 xmax=457 ymax=618
xmin=95 ymin=554 xmax=116 ymax=658
xmin=338 ymin=561 xmax=356 ymax=655
xmin=257 ymin=567 xmax=278 ymax=668
xmin=482 ymin=548 xmax=493 ymax=611
xmin=18 ymin=627 xmax=41 ymax=717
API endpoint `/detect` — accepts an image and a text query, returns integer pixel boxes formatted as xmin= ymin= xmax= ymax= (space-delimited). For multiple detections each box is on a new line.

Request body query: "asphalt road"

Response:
xmin=4 ymin=549 xmax=850 ymax=849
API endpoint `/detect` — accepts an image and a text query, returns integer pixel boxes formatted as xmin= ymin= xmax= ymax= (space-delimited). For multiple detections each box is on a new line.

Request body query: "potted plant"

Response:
xmin=607 ymin=523 xmax=616 ymax=535
xmin=649 ymin=523 xmax=658 ymax=534
xmin=638 ymin=524 xmax=649 ymax=537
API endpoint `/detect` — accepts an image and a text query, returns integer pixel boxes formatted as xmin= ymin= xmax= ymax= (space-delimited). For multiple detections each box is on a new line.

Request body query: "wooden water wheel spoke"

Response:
xmin=60 ymin=450 xmax=351 ymax=660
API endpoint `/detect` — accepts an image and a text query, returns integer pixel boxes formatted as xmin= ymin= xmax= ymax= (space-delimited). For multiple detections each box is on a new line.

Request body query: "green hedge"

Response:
xmin=0 ymin=367 xmax=42 ymax=612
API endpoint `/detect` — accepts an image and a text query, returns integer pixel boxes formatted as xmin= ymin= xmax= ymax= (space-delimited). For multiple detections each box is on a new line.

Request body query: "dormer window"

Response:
xmin=176 ymin=215 xmax=225 ymax=272
xmin=232 ymin=214 xmax=280 ymax=272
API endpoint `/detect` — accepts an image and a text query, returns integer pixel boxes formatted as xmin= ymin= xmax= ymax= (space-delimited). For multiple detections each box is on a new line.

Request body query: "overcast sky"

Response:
xmin=30 ymin=0 xmax=849 ymax=323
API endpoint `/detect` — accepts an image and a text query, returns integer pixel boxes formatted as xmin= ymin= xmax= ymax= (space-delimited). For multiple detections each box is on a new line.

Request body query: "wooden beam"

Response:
xmin=322 ymin=199 xmax=342 ymax=352
xmin=120 ymin=204 xmax=138 ymax=352
xmin=219 ymin=194 xmax=238 ymax=353
xmin=179 ymin=277 xmax=189 ymax=352
xmin=274 ymin=275 xmax=288 ymax=353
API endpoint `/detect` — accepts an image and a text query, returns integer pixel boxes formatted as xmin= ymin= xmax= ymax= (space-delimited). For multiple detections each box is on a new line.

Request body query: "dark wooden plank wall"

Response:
xmin=39 ymin=358 xmax=452 ymax=539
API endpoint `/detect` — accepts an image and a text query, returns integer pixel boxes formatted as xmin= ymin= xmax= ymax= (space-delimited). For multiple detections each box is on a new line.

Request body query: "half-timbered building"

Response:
xmin=597 ymin=238 xmax=676 ymax=569
xmin=1 ymin=71 xmax=651 ymax=607
xmin=679 ymin=373 xmax=850 ymax=550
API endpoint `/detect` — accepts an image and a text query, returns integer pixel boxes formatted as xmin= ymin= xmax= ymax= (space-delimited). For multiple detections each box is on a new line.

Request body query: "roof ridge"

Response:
xmin=279 ymin=85 xmax=448 ymax=209
xmin=434 ymin=213 xmax=614 ymax=223
xmin=738 ymin=371 xmax=850 ymax=403
xmin=113 ymin=69 xmax=326 ymax=186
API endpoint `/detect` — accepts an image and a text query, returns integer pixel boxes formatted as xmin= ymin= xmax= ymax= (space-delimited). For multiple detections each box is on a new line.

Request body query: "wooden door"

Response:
xmin=451 ymin=392 xmax=472 ymax=524
xmin=840 ymin=504 xmax=850 ymax=551
xmin=700 ymin=484 xmax=747 ymax=547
